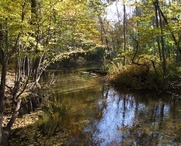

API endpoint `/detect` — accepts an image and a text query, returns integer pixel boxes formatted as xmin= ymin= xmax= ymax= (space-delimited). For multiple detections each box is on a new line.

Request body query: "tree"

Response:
xmin=107 ymin=0 xmax=181 ymax=89
xmin=0 ymin=0 xmax=104 ymax=145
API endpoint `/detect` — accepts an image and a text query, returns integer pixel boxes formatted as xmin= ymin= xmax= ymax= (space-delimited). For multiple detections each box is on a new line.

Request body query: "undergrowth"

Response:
xmin=108 ymin=61 xmax=181 ymax=92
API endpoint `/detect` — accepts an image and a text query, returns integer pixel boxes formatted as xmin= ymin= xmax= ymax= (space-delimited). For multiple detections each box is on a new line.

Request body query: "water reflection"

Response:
xmin=93 ymin=89 xmax=135 ymax=145
xmin=91 ymin=88 xmax=181 ymax=146
xmin=10 ymin=70 xmax=181 ymax=146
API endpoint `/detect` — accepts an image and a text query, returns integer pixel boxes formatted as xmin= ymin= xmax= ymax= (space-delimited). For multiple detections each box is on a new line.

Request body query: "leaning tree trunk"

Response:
xmin=154 ymin=2 xmax=162 ymax=61
xmin=153 ymin=1 xmax=167 ymax=77
xmin=154 ymin=1 xmax=181 ymax=56
xmin=2 ymin=99 xmax=22 ymax=146
xmin=0 ymin=2 xmax=27 ymax=145
xmin=159 ymin=10 xmax=167 ymax=77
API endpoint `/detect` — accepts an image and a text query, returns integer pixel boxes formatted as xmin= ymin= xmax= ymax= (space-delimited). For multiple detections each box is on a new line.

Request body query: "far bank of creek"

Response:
xmin=9 ymin=68 xmax=181 ymax=146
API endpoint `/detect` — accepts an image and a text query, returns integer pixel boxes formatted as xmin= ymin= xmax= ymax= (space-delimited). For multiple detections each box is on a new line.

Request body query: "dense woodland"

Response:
xmin=0 ymin=0 xmax=181 ymax=145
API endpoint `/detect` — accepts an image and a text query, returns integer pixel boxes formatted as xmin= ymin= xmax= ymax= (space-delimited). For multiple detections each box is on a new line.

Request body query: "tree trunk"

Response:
xmin=153 ymin=1 xmax=167 ymax=77
xmin=0 ymin=20 xmax=6 ymax=145
xmin=123 ymin=3 xmax=126 ymax=65
xmin=0 ymin=50 xmax=7 ymax=145
xmin=2 ymin=99 xmax=21 ymax=146
xmin=159 ymin=12 xmax=166 ymax=77
xmin=154 ymin=1 xmax=181 ymax=55
xmin=154 ymin=3 xmax=162 ymax=61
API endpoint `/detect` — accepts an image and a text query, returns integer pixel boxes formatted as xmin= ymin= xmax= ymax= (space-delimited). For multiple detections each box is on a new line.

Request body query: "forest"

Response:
xmin=0 ymin=0 xmax=181 ymax=145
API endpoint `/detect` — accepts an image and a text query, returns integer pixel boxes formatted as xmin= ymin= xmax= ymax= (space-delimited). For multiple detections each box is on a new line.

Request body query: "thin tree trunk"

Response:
xmin=160 ymin=29 xmax=166 ymax=77
xmin=154 ymin=3 xmax=162 ymax=61
xmin=158 ymin=4 xmax=166 ymax=77
xmin=153 ymin=1 xmax=167 ymax=77
xmin=123 ymin=2 xmax=126 ymax=65
xmin=154 ymin=1 xmax=181 ymax=55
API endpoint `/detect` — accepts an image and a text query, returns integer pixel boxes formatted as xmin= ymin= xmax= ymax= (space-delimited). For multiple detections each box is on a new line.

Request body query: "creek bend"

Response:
xmin=10 ymin=69 xmax=181 ymax=146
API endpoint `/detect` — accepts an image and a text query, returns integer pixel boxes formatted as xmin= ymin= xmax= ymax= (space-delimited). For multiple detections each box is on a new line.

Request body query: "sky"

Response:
xmin=106 ymin=1 xmax=122 ymax=22
xmin=105 ymin=0 xmax=135 ymax=23
xmin=105 ymin=0 xmax=175 ymax=23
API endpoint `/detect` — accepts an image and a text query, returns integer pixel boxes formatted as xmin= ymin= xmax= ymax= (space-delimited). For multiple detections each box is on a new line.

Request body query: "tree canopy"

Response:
xmin=0 ymin=0 xmax=106 ymax=145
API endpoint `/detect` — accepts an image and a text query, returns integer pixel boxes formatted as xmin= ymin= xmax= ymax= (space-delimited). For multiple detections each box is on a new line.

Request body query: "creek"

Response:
xmin=10 ymin=69 xmax=181 ymax=146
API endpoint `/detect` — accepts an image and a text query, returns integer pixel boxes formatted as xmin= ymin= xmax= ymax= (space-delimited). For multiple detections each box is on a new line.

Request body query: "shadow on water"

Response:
xmin=10 ymin=69 xmax=181 ymax=146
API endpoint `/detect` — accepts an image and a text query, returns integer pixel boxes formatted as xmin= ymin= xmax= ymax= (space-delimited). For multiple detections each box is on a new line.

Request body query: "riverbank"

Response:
xmin=3 ymin=72 xmax=44 ymax=129
xmin=108 ymin=64 xmax=181 ymax=97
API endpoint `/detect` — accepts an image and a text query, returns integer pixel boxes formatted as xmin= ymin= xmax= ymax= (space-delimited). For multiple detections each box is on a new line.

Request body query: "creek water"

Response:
xmin=10 ymin=69 xmax=181 ymax=146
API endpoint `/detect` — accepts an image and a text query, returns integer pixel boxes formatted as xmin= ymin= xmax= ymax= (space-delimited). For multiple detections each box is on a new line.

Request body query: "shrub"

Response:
xmin=109 ymin=64 xmax=150 ymax=89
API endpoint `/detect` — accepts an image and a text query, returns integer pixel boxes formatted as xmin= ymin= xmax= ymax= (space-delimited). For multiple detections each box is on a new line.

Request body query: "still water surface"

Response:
xmin=11 ymin=69 xmax=181 ymax=146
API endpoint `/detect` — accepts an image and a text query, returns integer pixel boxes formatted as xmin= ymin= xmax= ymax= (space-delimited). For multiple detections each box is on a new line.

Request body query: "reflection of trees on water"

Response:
xmin=93 ymin=88 xmax=136 ymax=146
xmin=93 ymin=88 xmax=181 ymax=146
xmin=10 ymin=70 xmax=181 ymax=146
